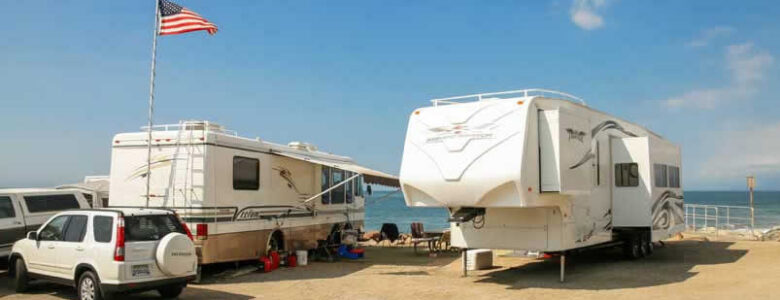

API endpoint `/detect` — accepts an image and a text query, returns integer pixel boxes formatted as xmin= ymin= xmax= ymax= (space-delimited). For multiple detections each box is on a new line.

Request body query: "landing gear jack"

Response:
xmin=461 ymin=248 xmax=468 ymax=277
xmin=560 ymin=254 xmax=566 ymax=283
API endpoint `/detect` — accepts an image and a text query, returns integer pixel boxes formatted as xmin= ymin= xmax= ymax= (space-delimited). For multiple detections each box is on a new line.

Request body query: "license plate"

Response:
xmin=132 ymin=264 xmax=150 ymax=277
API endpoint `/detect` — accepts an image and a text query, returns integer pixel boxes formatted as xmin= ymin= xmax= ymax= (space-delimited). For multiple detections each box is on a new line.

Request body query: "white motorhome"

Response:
xmin=399 ymin=89 xmax=683 ymax=278
xmin=109 ymin=121 xmax=397 ymax=265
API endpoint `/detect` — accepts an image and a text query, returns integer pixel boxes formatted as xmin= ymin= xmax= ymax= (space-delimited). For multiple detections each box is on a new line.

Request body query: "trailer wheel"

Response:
xmin=623 ymin=236 xmax=642 ymax=260
xmin=646 ymin=240 xmax=655 ymax=256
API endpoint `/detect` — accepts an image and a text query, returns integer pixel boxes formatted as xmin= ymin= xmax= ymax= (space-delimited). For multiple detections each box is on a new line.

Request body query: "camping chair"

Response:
xmin=437 ymin=230 xmax=451 ymax=251
xmin=379 ymin=223 xmax=401 ymax=246
xmin=410 ymin=222 xmax=441 ymax=254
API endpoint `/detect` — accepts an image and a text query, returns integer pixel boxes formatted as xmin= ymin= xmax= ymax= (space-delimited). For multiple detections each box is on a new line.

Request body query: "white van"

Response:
xmin=0 ymin=188 xmax=91 ymax=258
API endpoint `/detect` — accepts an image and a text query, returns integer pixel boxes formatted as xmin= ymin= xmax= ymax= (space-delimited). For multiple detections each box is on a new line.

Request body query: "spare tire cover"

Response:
xmin=155 ymin=233 xmax=197 ymax=276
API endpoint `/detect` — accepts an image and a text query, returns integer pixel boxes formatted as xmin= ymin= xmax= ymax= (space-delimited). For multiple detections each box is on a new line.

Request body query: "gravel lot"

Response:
xmin=1 ymin=237 xmax=778 ymax=299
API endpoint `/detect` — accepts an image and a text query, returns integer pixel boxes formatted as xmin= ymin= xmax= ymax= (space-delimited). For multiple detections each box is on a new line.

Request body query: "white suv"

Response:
xmin=8 ymin=208 xmax=198 ymax=300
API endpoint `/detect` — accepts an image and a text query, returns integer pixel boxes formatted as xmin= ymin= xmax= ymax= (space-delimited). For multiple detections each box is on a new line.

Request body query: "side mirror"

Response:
xmin=366 ymin=185 xmax=373 ymax=196
xmin=27 ymin=231 xmax=38 ymax=240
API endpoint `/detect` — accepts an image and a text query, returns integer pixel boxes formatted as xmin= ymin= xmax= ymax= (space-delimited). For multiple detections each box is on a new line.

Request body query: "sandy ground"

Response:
xmin=1 ymin=236 xmax=778 ymax=299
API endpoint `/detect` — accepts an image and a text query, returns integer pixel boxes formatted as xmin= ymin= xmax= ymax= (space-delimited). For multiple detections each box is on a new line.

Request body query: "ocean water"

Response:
xmin=364 ymin=190 xmax=780 ymax=232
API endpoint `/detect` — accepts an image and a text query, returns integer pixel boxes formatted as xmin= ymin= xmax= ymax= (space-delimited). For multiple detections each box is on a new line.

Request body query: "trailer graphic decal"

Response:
xmin=569 ymin=120 xmax=637 ymax=170
xmin=590 ymin=120 xmax=637 ymax=138
xmin=565 ymin=128 xmax=586 ymax=142
xmin=126 ymin=154 xmax=185 ymax=181
xmin=651 ymin=190 xmax=684 ymax=230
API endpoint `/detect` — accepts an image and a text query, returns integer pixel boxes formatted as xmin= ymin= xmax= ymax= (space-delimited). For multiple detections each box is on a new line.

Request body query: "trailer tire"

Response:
xmin=623 ymin=237 xmax=642 ymax=260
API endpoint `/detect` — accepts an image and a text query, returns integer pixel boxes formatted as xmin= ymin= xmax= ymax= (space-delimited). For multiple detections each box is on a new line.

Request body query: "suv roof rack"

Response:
xmin=430 ymin=88 xmax=586 ymax=107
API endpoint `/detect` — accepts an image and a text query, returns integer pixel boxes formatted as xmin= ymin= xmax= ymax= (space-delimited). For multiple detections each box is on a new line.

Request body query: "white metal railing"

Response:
xmin=140 ymin=120 xmax=238 ymax=136
xmin=684 ymin=204 xmax=753 ymax=234
xmin=430 ymin=88 xmax=586 ymax=107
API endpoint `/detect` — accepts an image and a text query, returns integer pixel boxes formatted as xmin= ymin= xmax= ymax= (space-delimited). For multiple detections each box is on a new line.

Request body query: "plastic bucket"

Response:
xmin=296 ymin=250 xmax=308 ymax=266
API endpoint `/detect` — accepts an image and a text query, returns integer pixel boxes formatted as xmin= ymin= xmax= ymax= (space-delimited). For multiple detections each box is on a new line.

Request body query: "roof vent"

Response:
xmin=288 ymin=141 xmax=318 ymax=152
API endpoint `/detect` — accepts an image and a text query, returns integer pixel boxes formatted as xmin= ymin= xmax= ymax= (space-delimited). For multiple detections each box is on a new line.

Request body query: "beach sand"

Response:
xmin=1 ymin=236 xmax=778 ymax=299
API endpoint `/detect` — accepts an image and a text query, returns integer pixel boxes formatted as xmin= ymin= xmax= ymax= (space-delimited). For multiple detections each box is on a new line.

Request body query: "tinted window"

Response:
xmin=233 ymin=156 xmax=259 ymax=190
xmin=331 ymin=169 xmax=345 ymax=204
xmin=321 ymin=166 xmax=331 ymax=204
xmin=93 ymin=216 xmax=114 ymax=243
xmin=669 ymin=166 xmax=681 ymax=188
xmin=63 ymin=215 xmax=88 ymax=242
xmin=0 ymin=196 xmax=15 ymax=218
xmin=615 ymin=163 xmax=639 ymax=187
xmin=355 ymin=175 xmax=363 ymax=197
xmin=654 ymin=164 xmax=668 ymax=188
xmin=346 ymin=172 xmax=354 ymax=203
xmin=82 ymin=193 xmax=94 ymax=208
xmin=125 ymin=215 xmax=185 ymax=242
xmin=24 ymin=194 xmax=80 ymax=213
xmin=39 ymin=215 xmax=70 ymax=241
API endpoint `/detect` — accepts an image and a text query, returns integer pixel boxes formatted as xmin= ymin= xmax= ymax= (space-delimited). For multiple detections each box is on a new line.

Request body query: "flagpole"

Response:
xmin=145 ymin=0 xmax=161 ymax=207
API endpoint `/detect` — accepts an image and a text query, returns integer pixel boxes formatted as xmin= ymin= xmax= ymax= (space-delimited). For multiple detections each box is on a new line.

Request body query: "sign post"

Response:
xmin=747 ymin=176 xmax=755 ymax=238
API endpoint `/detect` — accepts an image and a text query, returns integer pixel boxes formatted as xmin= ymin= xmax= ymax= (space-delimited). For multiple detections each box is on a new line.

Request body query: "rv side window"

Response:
xmin=614 ymin=163 xmax=639 ymax=187
xmin=668 ymin=166 xmax=680 ymax=188
xmin=346 ymin=172 xmax=354 ymax=203
xmin=0 ymin=196 xmax=15 ymax=218
xmin=23 ymin=194 xmax=80 ymax=213
xmin=355 ymin=175 xmax=363 ymax=197
xmin=233 ymin=156 xmax=260 ymax=190
xmin=654 ymin=164 xmax=668 ymax=188
xmin=331 ymin=169 xmax=346 ymax=204
xmin=321 ymin=166 xmax=331 ymax=204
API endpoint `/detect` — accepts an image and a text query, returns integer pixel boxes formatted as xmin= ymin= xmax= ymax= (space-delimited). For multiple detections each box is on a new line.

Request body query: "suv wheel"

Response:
xmin=10 ymin=258 xmax=29 ymax=292
xmin=78 ymin=271 xmax=108 ymax=300
xmin=157 ymin=284 xmax=184 ymax=299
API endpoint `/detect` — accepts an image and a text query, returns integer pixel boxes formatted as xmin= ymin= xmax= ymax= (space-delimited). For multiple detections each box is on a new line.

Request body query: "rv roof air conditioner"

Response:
xmin=288 ymin=141 xmax=318 ymax=152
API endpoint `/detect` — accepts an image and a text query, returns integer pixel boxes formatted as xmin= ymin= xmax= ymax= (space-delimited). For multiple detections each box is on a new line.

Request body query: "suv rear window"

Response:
xmin=124 ymin=215 xmax=186 ymax=242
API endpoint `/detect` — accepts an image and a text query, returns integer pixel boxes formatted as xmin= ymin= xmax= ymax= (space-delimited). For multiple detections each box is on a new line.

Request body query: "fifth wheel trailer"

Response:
xmin=399 ymin=89 xmax=683 ymax=280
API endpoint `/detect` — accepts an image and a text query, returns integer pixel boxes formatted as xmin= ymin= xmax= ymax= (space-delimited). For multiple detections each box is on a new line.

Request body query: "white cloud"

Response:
xmin=570 ymin=0 xmax=608 ymax=30
xmin=686 ymin=26 xmax=735 ymax=48
xmin=663 ymin=42 xmax=773 ymax=109
xmin=700 ymin=122 xmax=780 ymax=180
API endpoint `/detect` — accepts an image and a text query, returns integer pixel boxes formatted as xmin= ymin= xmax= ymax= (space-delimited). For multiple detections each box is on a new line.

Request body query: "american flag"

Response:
xmin=158 ymin=0 xmax=217 ymax=36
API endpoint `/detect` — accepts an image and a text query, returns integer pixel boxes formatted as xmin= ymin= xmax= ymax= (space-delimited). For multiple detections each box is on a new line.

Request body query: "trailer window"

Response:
xmin=668 ymin=166 xmax=680 ymax=188
xmin=23 ymin=194 xmax=80 ymax=213
xmin=331 ymin=169 xmax=345 ymax=204
xmin=0 ymin=196 xmax=15 ymax=218
xmin=614 ymin=163 xmax=639 ymax=187
xmin=321 ymin=166 xmax=331 ymax=204
xmin=654 ymin=164 xmax=668 ymax=188
xmin=233 ymin=156 xmax=260 ymax=190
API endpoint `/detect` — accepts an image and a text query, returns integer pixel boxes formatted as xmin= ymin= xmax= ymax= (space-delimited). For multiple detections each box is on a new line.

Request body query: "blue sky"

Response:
xmin=1 ymin=0 xmax=779 ymax=190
